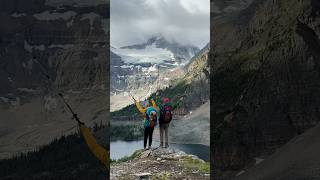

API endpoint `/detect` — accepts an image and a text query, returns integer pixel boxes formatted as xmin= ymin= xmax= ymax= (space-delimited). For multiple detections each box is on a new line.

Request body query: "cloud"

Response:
xmin=110 ymin=0 xmax=210 ymax=49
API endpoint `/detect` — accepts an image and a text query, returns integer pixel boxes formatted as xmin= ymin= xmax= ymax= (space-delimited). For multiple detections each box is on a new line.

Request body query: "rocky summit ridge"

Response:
xmin=111 ymin=147 xmax=210 ymax=180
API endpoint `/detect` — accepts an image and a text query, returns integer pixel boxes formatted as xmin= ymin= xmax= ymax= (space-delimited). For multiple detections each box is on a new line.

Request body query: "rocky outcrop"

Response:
xmin=111 ymin=148 xmax=209 ymax=180
xmin=212 ymin=0 xmax=320 ymax=178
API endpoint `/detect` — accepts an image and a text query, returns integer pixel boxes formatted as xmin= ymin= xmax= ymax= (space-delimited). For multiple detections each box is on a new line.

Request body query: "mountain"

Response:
xmin=110 ymin=36 xmax=200 ymax=111
xmin=111 ymin=41 xmax=209 ymax=121
xmin=117 ymin=36 xmax=199 ymax=64
xmin=0 ymin=0 xmax=109 ymax=159
xmin=212 ymin=0 xmax=320 ymax=178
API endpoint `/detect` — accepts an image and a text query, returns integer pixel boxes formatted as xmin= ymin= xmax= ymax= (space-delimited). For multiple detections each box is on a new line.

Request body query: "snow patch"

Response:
xmin=0 ymin=97 xmax=9 ymax=103
xmin=45 ymin=0 xmax=106 ymax=7
xmin=17 ymin=88 xmax=36 ymax=93
xmin=66 ymin=18 xmax=74 ymax=27
xmin=141 ymin=65 xmax=157 ymax=74
xmin=44 ymin=96 xmax=58 ymax=111
xmin=34 ymin=45 xmax=45 ymax=51
xmin=24 ymin=41 xmax=45 ymax=52
xmin=10 ymin=97 xmax=20 ymax=106
xmin=11 ymin=13 xmax=27 ymax=17
xmin=24 ymin=41 xmax=33 ymax=53
xmin=148 ymin=65 xmax=157 ymax=72
xmin=236 ymin=170 xmax=245 ymax=176
xmin=22 ymin=59 xmax=34 ymax=71
xmin=120 ymin=65 xmax=134 ymax=69
xmin=7 ymin=77 xmax=13 ymax=83
xmin=33 ymin=11 xmax=76 ymax=21
xmin=117 ymin=75 xmax=125 ymax=79
xmin=48 ymin=44 xmax=74 ymax=49
xmin=255 ymin=157 xmax=264 ymax=165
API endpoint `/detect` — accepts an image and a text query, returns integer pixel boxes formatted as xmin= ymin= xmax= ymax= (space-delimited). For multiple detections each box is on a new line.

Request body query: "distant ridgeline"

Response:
xmin=111 ymin=80 xmax=203 ymax=119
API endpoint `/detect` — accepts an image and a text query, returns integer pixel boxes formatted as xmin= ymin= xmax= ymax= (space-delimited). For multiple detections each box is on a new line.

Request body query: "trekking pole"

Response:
xmin=128 ymin=92 xmax=136 ymax=101
xmin=31 ymin=57 xmax=83 ymax=125
xmin=58 ymin=93 xmax=84 ymax=125
xmin=157 ymin=64 xmax=160 ymax=90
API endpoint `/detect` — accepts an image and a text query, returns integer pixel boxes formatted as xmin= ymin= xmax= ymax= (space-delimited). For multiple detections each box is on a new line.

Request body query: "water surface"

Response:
xmin=111 ymin=140 xmax=209 ymax=161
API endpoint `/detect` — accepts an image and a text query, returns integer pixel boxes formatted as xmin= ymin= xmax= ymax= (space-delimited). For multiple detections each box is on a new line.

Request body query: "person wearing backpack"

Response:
xmin=158 ymin=97 xmax=182 ymax=148
xmin=134 ymin=98 xmax=159 ymax=150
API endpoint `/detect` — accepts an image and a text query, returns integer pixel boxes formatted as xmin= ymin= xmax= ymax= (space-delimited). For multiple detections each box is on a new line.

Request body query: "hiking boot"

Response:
xmin=165 ymin=143 xmax=169 ymax=148
xmin=147 ymin=146 xmax=151 ymax=150
xmin=160 ymin=143 xmax=164 ymax=148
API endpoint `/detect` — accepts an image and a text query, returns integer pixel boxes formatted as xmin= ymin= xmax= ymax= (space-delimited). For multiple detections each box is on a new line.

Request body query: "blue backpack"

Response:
xmin=144 ymin=107 xmax=157 ymax=128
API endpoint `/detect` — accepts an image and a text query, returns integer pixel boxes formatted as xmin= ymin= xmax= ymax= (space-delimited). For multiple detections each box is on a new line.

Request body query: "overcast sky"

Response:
xmin=110 ymin=0 xmax=210 ymax=49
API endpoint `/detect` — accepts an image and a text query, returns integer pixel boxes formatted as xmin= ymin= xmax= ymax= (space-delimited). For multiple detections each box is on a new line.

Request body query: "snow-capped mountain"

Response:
xmin=112 ymin=44 xmax=175 ymax=66
xmin=112 ymin=36 xmax=199 ymax=67
xmin=110 ymin=36 xmax=200 ymax=111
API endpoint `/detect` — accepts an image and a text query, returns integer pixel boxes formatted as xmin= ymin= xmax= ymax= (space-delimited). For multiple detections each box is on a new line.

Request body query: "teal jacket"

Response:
xmin=144 ymin=107 xmax=158 ymax=128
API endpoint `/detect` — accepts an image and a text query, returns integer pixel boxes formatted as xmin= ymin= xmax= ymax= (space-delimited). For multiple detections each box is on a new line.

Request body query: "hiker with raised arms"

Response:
xmin=156 ymin=95 xmax=183 ymax=148
xmin=133 ymin=97 xmax=159 ymax=150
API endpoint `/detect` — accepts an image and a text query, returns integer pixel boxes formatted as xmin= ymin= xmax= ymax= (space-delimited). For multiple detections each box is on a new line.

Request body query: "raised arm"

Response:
xmin=151 ymin=98 xmax=158 ymax=109
xmin=135 ymin=100 xmax=146 ymax=114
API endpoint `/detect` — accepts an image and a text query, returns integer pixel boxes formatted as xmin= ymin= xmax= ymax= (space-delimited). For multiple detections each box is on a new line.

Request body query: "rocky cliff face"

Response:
xmin=0 ymin=0 xmax=108 ymax=105
xmin=0 ymin=0 xmax=109 ymax=159
xmin=178 ymin=43 xmax=210 ymax=111
xmin=211 ymin=0 xmax=254 ymax=17
xmin=212 ymin=0 xmax=320 ymax=178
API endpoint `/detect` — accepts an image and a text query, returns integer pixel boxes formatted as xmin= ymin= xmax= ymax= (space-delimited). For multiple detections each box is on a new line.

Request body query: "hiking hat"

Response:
xmin=162 ymin=97 xmax=170 ymax=103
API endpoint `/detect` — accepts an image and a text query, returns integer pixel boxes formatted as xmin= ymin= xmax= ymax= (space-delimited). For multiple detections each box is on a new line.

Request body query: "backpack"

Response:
xmin=160 ymin=105 xmax=173 ymax=124
xmin=145 ymin=110 xmax=157 ymax=128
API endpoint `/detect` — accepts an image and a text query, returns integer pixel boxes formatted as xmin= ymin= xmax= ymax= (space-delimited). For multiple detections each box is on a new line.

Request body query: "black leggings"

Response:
xmin=144 ymin=126 xmax=154 ymax=148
